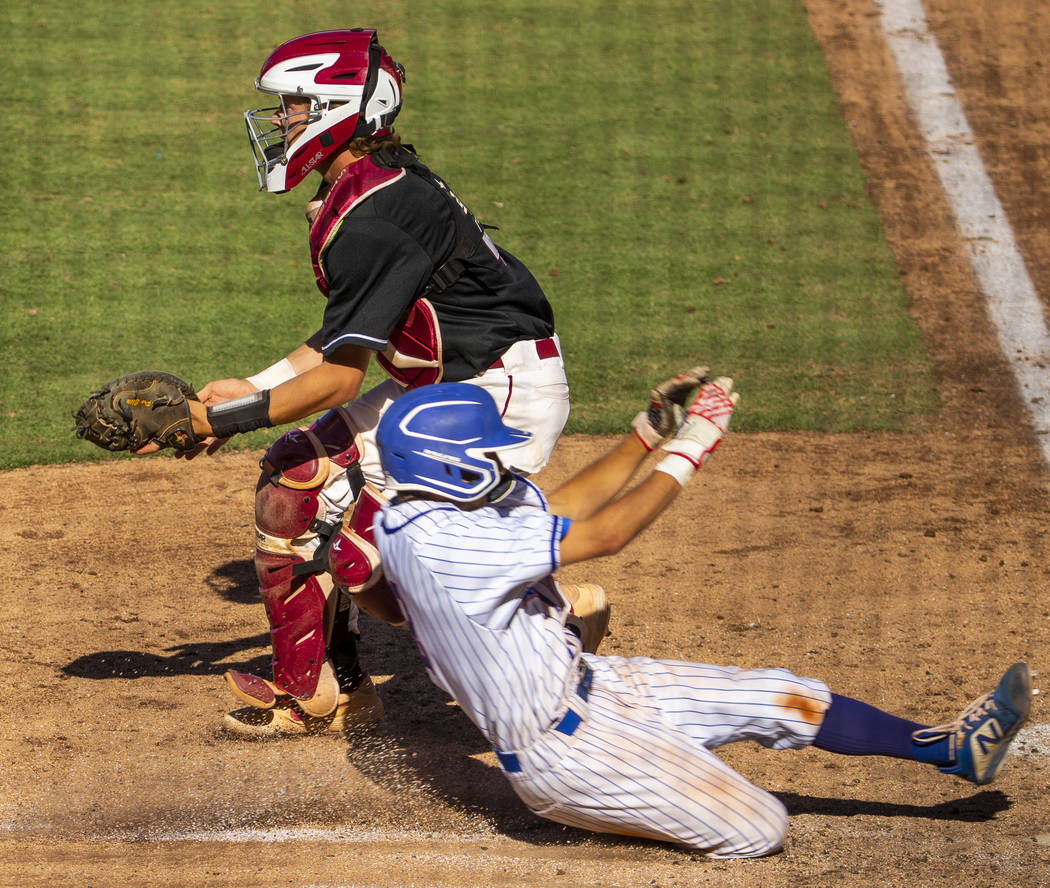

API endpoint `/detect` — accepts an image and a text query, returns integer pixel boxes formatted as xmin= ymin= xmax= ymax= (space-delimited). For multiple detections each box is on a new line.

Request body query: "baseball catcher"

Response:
xmin=75 ymin=29 xmax=579 ymax=740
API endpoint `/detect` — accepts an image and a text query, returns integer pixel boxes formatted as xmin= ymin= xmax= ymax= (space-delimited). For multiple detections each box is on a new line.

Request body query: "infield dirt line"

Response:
xmin=878 ymin=0 xmax=1050 ymax=464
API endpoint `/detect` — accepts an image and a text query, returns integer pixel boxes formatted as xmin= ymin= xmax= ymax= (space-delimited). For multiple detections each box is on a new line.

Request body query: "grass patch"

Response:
xmin=0 ymin=0 xmax=934 ymax=469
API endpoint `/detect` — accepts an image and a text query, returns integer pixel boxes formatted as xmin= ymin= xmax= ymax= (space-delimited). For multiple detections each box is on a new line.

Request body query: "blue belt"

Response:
xmin=495 ymin=662 xmax=593 ymax=774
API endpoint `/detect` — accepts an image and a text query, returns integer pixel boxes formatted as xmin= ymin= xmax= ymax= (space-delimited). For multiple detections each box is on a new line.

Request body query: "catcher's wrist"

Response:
xmin=206 ymin=391 xmax=273 ymax=438
xmin=246 ymin=357 xmax=296 ymax=391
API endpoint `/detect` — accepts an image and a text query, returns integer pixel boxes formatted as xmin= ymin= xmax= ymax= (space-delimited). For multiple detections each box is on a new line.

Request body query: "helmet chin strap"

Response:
xmin=486 ymin=472 xmax=515 ymax=503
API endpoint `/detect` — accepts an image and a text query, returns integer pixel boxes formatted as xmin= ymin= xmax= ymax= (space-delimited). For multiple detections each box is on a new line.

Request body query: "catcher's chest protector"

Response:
xmin=309 ymin=159 xmax=405 ymax=296
xmin=309 ymin=151 xmax=497 ymax=388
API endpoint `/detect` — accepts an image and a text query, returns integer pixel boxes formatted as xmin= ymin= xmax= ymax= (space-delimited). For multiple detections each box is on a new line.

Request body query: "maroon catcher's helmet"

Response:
xmin=245 ymin=29 xmax=405 ymax=193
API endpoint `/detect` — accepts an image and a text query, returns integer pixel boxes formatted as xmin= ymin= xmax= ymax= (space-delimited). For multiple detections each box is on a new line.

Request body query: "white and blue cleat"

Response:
xmin=914 ymin=662 xmax=1032 ymax=785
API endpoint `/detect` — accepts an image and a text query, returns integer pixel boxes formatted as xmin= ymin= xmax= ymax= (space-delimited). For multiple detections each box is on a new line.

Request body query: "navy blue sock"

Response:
xmin=814 ymin=693 xmax=949 ymax=763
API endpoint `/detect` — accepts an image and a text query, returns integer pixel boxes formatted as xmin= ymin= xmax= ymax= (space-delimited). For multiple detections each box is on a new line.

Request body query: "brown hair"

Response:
xmin=347 ymin=130 xmax=413 ymax=157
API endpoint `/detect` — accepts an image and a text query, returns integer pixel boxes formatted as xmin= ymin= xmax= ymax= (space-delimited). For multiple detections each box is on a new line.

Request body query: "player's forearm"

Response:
xmin=266 ymin=359 xmax=366 ymax=424
xmin=246 ymin=333 xmax=324 ymax=389
xmin=557 ymin=470 xmax=682 ymax=565
xmin=547 ymin=434 xmax=651 ymax=519
xmin=198 ymin=349 xmax=367 ymax=436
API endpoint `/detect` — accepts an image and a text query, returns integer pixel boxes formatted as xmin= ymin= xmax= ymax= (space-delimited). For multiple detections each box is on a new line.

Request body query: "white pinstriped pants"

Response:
xmin=498 ymin=656 xmax=831 ymax=858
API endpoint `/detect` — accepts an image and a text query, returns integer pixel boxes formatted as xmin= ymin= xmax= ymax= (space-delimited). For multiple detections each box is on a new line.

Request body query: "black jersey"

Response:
xmin=316 ymin=154 xmax=554 ymax=381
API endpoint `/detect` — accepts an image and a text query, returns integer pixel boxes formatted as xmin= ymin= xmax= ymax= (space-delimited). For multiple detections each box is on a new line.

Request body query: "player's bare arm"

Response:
xmin=154 ymin=333 xmax=332 ymax=460
xmin=185 ymin=344 xmax=370 ymax=439
xmin=116 ymin=344 xmax=369 ymax=457
xmin=546 ymin=435 xmax=654 ymax=520
xmin=554 ymin=370 xmax=737 ymax=565
xmin=264 ymin=345 xmax=369 ymax=424
xmin=556 ymin=466 xmax=682 ymax=565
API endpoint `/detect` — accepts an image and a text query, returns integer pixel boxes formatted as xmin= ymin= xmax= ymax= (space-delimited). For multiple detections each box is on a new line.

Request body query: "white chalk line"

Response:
xmin=2 ymin=724 xmax=1045 ymax=843
xmin=877 ymin=0 xmax=1050 ymax=466
xmin=1013 ymin=721 xmax=1050 ymax=756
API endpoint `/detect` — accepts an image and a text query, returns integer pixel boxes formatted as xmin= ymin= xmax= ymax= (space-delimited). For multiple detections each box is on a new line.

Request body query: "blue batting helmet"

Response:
xmin=377 ymin=383 xmax=533 ymax=502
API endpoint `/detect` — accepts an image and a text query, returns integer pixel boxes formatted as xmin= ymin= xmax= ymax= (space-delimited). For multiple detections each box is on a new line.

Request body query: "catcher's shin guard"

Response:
xmin=255 ymin=549 xmax=341 ymax=716
xmin=253 ymin=407 xmax=366 ymax=717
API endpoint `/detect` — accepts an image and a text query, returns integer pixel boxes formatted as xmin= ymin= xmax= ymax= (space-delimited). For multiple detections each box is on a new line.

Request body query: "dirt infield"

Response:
xmin=4 ymin=2 xmax=1049 ymax=886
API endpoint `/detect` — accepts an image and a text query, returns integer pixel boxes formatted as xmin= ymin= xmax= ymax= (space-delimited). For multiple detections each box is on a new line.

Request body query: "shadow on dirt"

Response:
xmin=778 ymin=790 xmax=1011 ymax=822
xmin=60 ymin=633 xmax=272 ymax=679
xmin=61 ymin=559 xmax=269 ymax=679
xmin=203 ymin=557 xmax=259 ymax=605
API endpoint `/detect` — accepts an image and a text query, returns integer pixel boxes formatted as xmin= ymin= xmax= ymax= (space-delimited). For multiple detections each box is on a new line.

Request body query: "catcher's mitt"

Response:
xmin=73 ymin=370 xmax=201 ymax=453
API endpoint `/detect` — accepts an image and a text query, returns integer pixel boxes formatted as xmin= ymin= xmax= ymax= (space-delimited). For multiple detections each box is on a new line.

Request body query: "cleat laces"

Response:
xmin=918 ymin=691 xmax=996 ymax=760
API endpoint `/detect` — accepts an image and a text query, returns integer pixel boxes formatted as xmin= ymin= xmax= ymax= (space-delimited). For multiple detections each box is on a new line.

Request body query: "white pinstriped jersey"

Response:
xmin=375 ymin=476 xmax=833 ymax=858
xmin=375 ymin=477 xmax=586 ymax=752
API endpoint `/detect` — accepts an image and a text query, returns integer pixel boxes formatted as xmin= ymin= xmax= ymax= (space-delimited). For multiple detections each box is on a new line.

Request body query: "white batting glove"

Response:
xmin=654 ymin=377 xmax=739 ymax=485
xmin=631 ymin=366 xmax=710 ymax=450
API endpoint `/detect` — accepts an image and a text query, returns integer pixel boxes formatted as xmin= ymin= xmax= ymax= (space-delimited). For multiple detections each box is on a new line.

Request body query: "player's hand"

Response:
xmin=198 ymin=378 xmax=259 ymax=404
xmin=685 ymin=377 xmax=738 ymax=435
xmin=656 ymin=378 xmax=739 ymax=484
xmin=631 ymin=366 xmax=709 ymax=450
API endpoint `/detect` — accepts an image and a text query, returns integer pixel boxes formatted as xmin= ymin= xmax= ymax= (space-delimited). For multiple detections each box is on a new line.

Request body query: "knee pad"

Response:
xmin=329 ymin=484 xmax=386 ymax=593
xmin=255 ymin=406 xmax=363 ymax=546
xmin=254 ymin=547 xmax=339 ymax=703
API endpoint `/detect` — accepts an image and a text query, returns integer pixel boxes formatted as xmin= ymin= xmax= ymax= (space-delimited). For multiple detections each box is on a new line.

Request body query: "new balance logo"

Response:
xmin=972 ymin=718 xmax=1003 ymax=757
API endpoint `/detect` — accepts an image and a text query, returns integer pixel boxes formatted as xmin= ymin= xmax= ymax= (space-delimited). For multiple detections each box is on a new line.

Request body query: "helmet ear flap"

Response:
xmin=356 ymin=41 xmax=403 ymax=138
xmin=361 ymin=41 xmax=381 ymax=114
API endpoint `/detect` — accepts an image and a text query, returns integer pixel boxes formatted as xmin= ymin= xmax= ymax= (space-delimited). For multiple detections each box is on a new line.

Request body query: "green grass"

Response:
xmin=0 ymin=0 xmax=935 ymax=469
